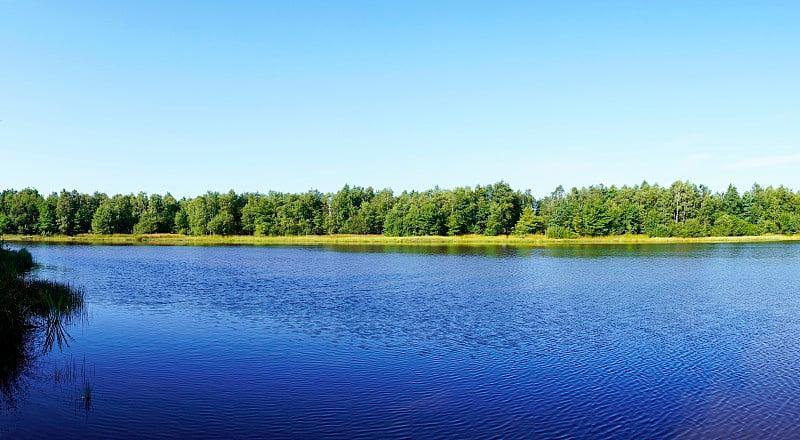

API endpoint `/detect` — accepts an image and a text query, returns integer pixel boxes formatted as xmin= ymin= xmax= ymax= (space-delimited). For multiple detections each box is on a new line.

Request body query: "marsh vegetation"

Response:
xmin=0 ymin=245 xmax=85 ymax=409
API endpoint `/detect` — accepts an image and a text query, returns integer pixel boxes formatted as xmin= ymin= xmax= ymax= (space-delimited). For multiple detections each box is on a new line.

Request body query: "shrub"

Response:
xmin=672 ymin=219 xmax=707 ymax=237
xmin=545 ymin=225 xmax=579 ymax=239
xmin=648 ymin=224 xmax=672 ymax=237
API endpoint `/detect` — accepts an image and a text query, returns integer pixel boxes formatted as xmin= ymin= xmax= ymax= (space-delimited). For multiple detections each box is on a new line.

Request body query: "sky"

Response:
xmin=1 ymin=1 xmax=799 ymax=198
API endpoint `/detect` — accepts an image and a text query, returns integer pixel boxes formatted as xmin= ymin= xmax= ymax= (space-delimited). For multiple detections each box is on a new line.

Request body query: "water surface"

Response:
xmin=3 ymin=243 xmax=800 ymax=438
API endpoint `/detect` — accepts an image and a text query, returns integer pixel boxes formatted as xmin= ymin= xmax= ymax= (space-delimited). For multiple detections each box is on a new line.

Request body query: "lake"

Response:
xmin=2 ymin=242 xmax=800 ymax=438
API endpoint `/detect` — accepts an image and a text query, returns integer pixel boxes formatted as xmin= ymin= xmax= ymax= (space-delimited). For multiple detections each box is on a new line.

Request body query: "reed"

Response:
xmin=0 ymin=245 xmax=34 ymax=279
xmin=0 ymin=245 xmax=85 ymax=407
xmin=75 ymin=356 xmax=94 ymax=413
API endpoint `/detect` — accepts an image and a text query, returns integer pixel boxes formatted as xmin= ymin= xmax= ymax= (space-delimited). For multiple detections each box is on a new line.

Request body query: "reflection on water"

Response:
xmin=320 ymin=242 xmax=779 ymax=259
xmin=0 ymin=271 xmax=87 ymax=412
xmin=50 ymin=355 xmax=95 ymax=414
xmin=4 ymin=242 xmax=800 ymax=438
xmin=318 ymin=243 xmax=535 ymax=257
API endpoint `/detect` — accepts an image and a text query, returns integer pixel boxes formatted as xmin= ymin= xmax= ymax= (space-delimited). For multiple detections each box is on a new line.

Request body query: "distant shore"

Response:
xmin=4 ymin=233 xmax=800 ymax=247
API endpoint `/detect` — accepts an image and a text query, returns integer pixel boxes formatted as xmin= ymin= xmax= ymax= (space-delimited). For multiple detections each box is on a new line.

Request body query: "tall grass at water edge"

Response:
xmin=0 ymin=244 xmax=85 ymax=408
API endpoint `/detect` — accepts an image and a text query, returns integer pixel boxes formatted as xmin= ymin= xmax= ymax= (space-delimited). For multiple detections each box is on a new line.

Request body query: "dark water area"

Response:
xmin=3 ymin=242 xmax=800 ymax=438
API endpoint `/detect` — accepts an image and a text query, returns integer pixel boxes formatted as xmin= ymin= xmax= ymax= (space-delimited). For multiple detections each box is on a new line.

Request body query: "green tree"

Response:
xmin=55 ymin=190 xmax=78 ymax=235
xmin=174 ymin=208 xmax=190 ymax=235
xmin=722 ymin=184 xmax=743 ymax=216
xmin=0 ymin=213 xmax=10 ymax=234
xmin=484 ymin=181 xmax=522 ymax=236
xmin=161 ymin=193 xmax=180 ymax=233
xmin=208 ymin=211 xmax=236 ymax=235
xmin=92 ymin=201 xmax=115 ymax=234
xmin=446 ymin=187 xmax=477 ymax=236
xmin=38 ymin=194 xmax=58 ymax=235
xmin=8 ymin=189 xmax=43 ymax=234
xmin=512 ymin=208 xmax=546 ymax=235
xmin=73 ymin=192 xmax=105 ymax=234
xmin=133 ymin=213 xmax=160 ymax=234
xmin=383 ymin=191 xmax=412 ymax=236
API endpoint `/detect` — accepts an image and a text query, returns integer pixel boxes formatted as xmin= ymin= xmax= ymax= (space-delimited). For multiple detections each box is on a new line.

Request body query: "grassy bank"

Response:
xmin=4 ymin=233 xmax=800 ymax=246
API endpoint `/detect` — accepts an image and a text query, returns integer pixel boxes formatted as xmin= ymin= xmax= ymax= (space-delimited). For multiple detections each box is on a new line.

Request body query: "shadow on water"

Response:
xmin=0 ymin=245 xmax=88 ymax=412
xmin=317 ymin=244 xmax=537 ymax=257
xmin=539 ymin=241 xmax=796 ymax=259
xmin=315 ymin=242 xmax=786 ymax=259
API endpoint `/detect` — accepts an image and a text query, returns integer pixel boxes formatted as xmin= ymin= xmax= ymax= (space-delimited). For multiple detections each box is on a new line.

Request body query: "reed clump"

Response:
xmin=0 ymin=246 xmax=33 ymax=279
xmin=0 ymin=245 xmax=85 ymax=407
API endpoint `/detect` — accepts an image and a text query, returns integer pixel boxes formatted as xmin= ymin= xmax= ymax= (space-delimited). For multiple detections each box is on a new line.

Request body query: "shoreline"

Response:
xmin=4 ymin=233 xmax=800 ymax=247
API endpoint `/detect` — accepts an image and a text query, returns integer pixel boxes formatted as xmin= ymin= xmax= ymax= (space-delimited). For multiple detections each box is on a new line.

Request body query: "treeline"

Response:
xmin=1 ymin=181 xmax=800 ymax=238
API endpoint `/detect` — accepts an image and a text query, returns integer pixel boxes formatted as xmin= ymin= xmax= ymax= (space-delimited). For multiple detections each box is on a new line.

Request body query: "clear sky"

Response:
xmin=2 ymin=1 xmax=799 ymax=198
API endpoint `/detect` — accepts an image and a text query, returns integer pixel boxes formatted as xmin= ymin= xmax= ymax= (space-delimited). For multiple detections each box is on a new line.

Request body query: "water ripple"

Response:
xmin=4 ymin=242 xmax=800 ymax=438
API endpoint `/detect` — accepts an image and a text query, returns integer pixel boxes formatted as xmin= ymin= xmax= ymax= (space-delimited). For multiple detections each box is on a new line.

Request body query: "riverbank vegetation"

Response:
xmin=0 ymin=245 xmax=85 ymax=407
xmin=3 ymin=233 xmax=800 ymax=247
xmin=2 ymin=181 xmax=800 ymax=239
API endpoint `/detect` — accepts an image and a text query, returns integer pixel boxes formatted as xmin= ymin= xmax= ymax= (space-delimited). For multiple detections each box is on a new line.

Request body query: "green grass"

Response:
xmin=4 ymin=232 xmax=800 ymax=247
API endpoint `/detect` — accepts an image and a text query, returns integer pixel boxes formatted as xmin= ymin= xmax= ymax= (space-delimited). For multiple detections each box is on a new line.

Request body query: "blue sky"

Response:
xmin=2 ymin=1 xmax=799 ymax=198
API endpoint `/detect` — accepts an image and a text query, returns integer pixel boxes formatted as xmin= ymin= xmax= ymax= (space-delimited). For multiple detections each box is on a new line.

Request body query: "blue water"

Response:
xmin=3 ymin=243 xmax=800 ymax=438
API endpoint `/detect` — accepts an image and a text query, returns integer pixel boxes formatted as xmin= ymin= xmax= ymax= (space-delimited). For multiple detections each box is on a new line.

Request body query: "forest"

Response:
xmin=1 ymin=181 xmax=800 ymax=238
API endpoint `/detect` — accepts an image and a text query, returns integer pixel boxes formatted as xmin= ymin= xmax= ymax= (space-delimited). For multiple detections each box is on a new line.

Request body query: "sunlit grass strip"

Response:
xmin=4 ymin=233 xmax=800 ymax=246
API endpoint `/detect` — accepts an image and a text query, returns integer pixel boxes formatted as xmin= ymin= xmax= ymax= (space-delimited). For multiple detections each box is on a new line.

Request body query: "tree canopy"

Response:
xmin=2 ymin=181 xmax=800 ymax=238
